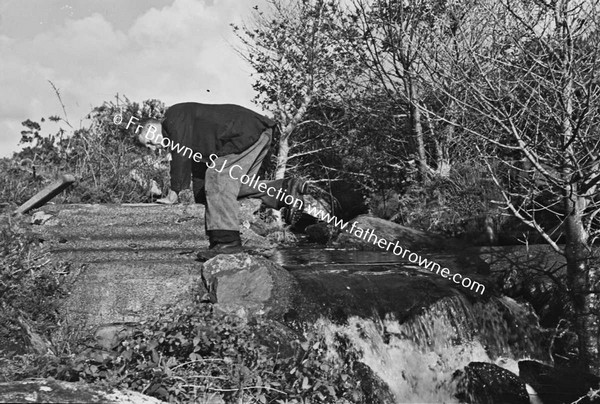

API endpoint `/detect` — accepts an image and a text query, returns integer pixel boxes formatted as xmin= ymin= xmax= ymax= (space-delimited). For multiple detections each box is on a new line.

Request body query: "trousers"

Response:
xmin=169 ymin=129 xmax=285 ymax=234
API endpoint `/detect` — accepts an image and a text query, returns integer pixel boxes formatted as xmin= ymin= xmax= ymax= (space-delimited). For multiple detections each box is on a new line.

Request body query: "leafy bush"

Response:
xmin=0 ymin=217 xmax=70 ymax=356
xmin=4 ymin=290 xmax=378 ymax=403
xmin=64 ymin=300 xmax=367 ymax=403
xmin=387 ymin=161 xmax=504 ymax=238
xmin=1 ymin=96 xmax=169 ymax=206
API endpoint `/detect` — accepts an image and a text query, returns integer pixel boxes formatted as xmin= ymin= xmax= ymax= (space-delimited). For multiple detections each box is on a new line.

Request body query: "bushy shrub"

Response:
xmin=64 ymin=301 xmax=366 ymax=403
xmin=387 ymin=161 xmax=504 ymax=238
xmin=0 ymin=217 xmax=70 ymax=355
xmin=1 ymin=96 xmax=169 ymax=206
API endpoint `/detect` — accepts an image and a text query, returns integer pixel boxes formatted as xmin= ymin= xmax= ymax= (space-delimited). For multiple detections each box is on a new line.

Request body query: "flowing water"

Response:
xmin=272 ymin=247 xmax=548 ymax=403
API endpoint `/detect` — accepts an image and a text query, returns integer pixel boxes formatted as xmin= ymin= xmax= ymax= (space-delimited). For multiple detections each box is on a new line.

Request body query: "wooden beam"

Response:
xmin=14 ymin=174 xmax=76 ymax=215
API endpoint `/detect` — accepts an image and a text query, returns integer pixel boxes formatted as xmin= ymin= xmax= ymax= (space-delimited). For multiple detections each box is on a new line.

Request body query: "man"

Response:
xmin=137 ymin=103 xmax=306 ymax=260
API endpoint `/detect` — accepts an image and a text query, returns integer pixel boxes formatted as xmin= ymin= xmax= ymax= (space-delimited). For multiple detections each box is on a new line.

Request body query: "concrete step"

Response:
xmin=30 ymin=201 xmax=266 ymax=327
xmin=48 ymin=246 xmax=200 ymax=264
xmin=62 ymin=260 xmax=203 ymax=325
xmin=41 ymin=223 xmax=206 ymax=243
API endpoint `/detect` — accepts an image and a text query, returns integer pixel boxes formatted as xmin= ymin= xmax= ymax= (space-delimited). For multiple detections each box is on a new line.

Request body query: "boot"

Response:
xmin=280 ymin=178 xmax=308 ymax=225
xmin=197 ymin=230 xmax=243 ymax=261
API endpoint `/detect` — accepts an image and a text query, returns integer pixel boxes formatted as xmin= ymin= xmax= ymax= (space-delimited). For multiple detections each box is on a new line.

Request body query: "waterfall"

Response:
xmin=314 ymin=294 xmax=547 ymax=403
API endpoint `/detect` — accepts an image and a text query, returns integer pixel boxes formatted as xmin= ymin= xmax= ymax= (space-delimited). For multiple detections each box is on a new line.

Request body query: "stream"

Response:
xmin=270 ymin=246 xmax=547 ymax=403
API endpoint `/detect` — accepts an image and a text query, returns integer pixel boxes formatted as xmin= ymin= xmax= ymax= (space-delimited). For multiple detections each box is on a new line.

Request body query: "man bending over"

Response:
xmin=137 ymin=103 xmax=306 ymax=260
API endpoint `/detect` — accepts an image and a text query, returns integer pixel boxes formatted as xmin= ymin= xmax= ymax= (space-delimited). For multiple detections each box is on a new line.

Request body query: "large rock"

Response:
xmin=519 ymin=360 xmax=600 ymax=404
xmin=333 ymin=214 xmax=461 ymax=251
xmin=353 ymin=362 xmax=396 ymax=404
xmin=202 ymin=253 xmax=299 ymax=319
xmin=453 ymin=362 xmax=530 ymax=404
xmin=0 ymin=379 xmax=164 ymax=403
xmin=94 ymin=322 xmax=139 ymax=350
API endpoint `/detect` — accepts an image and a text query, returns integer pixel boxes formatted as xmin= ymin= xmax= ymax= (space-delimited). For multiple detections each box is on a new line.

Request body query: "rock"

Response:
xmin=239 ymin=198 xmax=263 ymax=222
xmin=94 ymin=322 xmax=139 ymax=350
xmin=354 ymin=362 xmax=396 ymax=404
xmin=453 ymin=362 xmax=529 ymax=404
xmin=31 ymin=211 xmax=54 ymax=225
xmin=0 ymin=379 xmax=165 ymax=403
xmin=305 ymin=222 xmax=331 ymax=244
xmin=202 ymin=253 xmax=299 ymax=319
xmin=518 ymin=360 xmax=600 ymax=404
xmin=240 ymin=226 xmax=277 ymax=254
xmin=60 ymin=260 xmax=203 ymax=326
xmin=333 ymin=214 xmax=460 ymax=251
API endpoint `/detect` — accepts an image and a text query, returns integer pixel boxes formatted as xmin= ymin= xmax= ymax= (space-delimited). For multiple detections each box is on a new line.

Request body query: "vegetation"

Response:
xmin=1 ymin=270 xmax=376 ymax=403
xmin=0 ymin=96 xmax=168 ymax=208
xmin=0 ymin=0 xmax=600 ymax=394
xmin=0 ymin=216 xmax=69 ymax=366
xmin=234 ymin=0 xmax=600 ymax=375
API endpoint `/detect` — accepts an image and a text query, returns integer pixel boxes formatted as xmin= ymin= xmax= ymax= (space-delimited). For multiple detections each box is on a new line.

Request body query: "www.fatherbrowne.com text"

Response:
xmin=304 ymin=205 xmax=485 ymax=295
xmin=122 ymin=114 xmax=485 ymax=295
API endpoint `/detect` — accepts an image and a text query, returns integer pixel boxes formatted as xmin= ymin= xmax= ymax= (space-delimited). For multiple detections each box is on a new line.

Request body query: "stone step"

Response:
xmin=33 ymin=201 xmax=268 ymax=327
xmin=40 ymin=223 xmax=206 ymax=242
xmin=62 ymin=260 xmax=203 ymax=325
xmin=49 ymin=246 xmax=200 ymax=264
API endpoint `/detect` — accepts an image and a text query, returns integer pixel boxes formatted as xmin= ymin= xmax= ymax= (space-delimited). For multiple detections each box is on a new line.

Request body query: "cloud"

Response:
xmin=0 ymin=0 xmax=258 ymax=158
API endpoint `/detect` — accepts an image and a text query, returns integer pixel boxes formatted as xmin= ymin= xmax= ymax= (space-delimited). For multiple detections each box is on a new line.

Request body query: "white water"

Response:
xmin=312 ymin=295 xmax=546 ymax=403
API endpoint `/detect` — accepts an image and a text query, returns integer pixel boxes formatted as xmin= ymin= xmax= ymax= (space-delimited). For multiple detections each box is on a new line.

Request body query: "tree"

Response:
xmin=347 ymin=0 xmax=464 ymax=180
xmin=432 ymin=0 xmax=600 ymax=373
xmin=232 ymin=0 xmax=358 ymax=181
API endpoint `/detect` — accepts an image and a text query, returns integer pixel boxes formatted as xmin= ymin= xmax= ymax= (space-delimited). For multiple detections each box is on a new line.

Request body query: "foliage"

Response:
xmin=374 ymin=161 xmax=502 ymax=237
xmin=0 ymin=220 xmax=375 ymax=402
xmin=1 ymin=96 xmax=169 ymax=205
xmin=0 ymin=217 xmax=70 ymax=356
xmin=428 ymin=0 xmax=600 ymax=372
xmin=233 ymin=0 xmax=362 ymax=181
xmin=4 ymin=294 xmax=376 ymax=403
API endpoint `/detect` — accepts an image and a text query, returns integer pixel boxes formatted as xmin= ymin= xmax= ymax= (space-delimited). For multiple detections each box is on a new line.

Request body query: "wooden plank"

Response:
xmin=14 ymin=174 xmax=76 ymax=215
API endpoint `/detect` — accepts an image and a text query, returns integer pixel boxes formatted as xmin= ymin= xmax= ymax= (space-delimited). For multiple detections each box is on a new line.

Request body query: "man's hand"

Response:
xmin=156 ymin=189 xmax=179 ymax=205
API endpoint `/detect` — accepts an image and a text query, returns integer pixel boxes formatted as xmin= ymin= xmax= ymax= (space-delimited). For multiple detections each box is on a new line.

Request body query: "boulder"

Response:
xmin=354 ymin=362 xmax=396 ymax=404
xmin=202 ymin=253 xmax=299 ymax=320
xmin=333 ymin=214 xmax=460 ymax=251
xmin=240 ymin=226 xmax=277 ymax=254
xmin=94 ymin=322 xmax=139 ymax=350
xmin=518 ymin=360 xmax=600 ymax=404
xmin=453 ymin=362 xmax=529 ymax=404
xmin=0 ymin=379 xmax=164 ymax=403
xmin=31 ymin=211 xmax=55 ymax=225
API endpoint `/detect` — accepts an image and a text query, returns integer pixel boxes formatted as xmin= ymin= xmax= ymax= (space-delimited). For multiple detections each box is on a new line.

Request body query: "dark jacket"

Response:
xmin=161 ymin=103 xmax=276 ymax=158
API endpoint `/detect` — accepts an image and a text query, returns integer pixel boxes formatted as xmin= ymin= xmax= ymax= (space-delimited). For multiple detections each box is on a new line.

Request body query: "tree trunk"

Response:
xmin=275 ymin=134 xmax=290 ymax=180
xmin=426 ymin=109 xmax=451 ymax=178
xmin=564 ymin=193 xmax=600 ymax=375
xmin=406 ymin=77 xmax=428 ymax=181
xmin=410 ymin=101 xmax=429 ymax=180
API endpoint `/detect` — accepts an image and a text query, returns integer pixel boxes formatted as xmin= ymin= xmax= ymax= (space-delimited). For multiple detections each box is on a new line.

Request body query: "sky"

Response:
xmin=0 ymin=0 xmax=265 ymax=157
